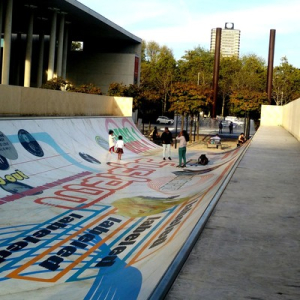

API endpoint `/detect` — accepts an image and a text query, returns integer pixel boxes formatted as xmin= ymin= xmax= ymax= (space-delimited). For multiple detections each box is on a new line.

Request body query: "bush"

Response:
xmin=41 ymin=77 xmax=69 ymax=90
xmin=70 ymin=83 xmax=102 ymax=95
xmin=41 ymin=78 xmax=102 ymax=95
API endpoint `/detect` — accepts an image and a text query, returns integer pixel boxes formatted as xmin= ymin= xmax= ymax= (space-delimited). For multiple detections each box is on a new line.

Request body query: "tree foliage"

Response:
xmin=168 ymin=81 xmax=212 ymax=137
xmin=226 ymin=54 xmax=268 ymax=116
xmin=141 ymin=41 xmax=176 ymax=115
xmin=177 ymin=46 xmax=214 ymax=89
xmin=272 ymin=57 xmax=300 ymax=105
xmin=169 ymin=82 xmax=212 ymax=116
xmin=69 ymin=83 xmax=102 ymax=95
xmin=231 ymin=54 xmax=267 ymax=93
xmin=41 ymin=77 xmax=69 ymax=90
xmin=42 ymin=41 xmax=300 ymax=122
xmin=229 ymin=90 xmax=269 ymax=118
xmin=107 ymin=82 xmax=160 ymax=117
xmin=218 ymin=57 xmax=241 ymax=115
xmin=41 ymin=77 xmax=102 ymax=94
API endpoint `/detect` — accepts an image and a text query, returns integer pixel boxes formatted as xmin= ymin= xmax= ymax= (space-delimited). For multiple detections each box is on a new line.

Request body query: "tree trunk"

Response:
xmin=189 ymin=115 xmax=193 ymax=142
xmin=196 ymin=113 xmax=200 ymax=141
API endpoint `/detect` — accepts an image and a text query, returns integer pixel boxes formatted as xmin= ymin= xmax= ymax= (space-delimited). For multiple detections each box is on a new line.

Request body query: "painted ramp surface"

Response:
xmin=0 ymin=117 xmax=247 ymax=300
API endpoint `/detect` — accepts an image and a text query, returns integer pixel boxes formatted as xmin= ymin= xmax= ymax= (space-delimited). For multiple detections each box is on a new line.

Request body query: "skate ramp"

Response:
xmin=0 ymin=117 xmax=248 ymax=300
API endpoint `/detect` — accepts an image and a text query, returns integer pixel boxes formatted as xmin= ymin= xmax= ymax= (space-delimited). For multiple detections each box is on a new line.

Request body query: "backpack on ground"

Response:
xmin=198 ymin=154 xmax=209 ymax=165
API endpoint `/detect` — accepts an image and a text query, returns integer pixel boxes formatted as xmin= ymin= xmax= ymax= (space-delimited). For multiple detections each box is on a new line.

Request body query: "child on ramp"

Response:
xmin=115 ymin=135 xmax=125 ymax=160
xmin=108 ymin=130 xmax=116 ymax=153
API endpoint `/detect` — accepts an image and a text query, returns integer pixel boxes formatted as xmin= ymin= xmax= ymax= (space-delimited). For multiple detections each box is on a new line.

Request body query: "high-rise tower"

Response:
xmin=210 ymin=23 xmax=241 ymax=57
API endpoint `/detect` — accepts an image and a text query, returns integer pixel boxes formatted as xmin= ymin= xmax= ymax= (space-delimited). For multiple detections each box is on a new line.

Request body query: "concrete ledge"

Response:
xmin=0 ymin=85 xmax=132 ymax=117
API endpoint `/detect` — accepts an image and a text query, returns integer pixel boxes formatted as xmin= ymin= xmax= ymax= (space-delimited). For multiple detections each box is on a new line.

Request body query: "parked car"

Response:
xmin=225 ymin=116 xmax=244 ymax=126
xmin=156 ymin=116 xmax=174 ymax=124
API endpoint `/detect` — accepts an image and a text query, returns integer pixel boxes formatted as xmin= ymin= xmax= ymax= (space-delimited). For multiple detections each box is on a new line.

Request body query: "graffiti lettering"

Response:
xmin=39 ymin=216 xmax=122 ymax=271
xmin=34 ymin=159 xmax=167 ymax=209
xmin=0 ymin=213 xmax=83 ymax=264
xmin=95 ymin=216 xmax=161 ymax=268
xmin=0 ymin=170 xmax=29 ymax=186
xmin=149 ymin=200 xmax=197 ymax=249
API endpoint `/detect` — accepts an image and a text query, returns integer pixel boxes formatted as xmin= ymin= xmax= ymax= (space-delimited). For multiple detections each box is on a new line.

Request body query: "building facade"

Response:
xmin=210 ymin=23 xmax=241 ymax=58
xmin=0 ymin=0 xmax=142 ymax=94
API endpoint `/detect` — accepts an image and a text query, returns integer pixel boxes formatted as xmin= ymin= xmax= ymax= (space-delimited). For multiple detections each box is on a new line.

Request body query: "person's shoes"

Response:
xmin=163 ymin=157 xmax=166 ymax=160
xmin=168 ymin=157 xmax=172 ymax=160
xmin=182 ymin=165 xmax=186 ymax=167
xmin=176 ymin=165 xmax=181 ymax=168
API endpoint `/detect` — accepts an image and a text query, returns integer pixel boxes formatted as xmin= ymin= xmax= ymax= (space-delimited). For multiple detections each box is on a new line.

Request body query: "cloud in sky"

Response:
xmin=79 ymin=0 xmax=300 ymax=67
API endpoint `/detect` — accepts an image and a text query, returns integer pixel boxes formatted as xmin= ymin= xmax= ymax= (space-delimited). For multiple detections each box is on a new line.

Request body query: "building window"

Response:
xmin=71 ymin=41 xmax=84 ymax=51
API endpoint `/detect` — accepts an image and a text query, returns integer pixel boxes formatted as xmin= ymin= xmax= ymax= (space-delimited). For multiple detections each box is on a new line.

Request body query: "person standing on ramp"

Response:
xmin=161 ymin=127 xmax=173 ymax=160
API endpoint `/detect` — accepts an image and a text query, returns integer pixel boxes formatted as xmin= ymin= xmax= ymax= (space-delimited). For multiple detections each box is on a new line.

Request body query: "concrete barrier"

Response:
xmin=261 ymin=97 xmax=300 ymax=141
xmin=0 ymin=85 xmax=132 ymax=117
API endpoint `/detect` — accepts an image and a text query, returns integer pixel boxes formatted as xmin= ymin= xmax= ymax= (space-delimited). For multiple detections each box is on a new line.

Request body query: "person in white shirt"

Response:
xmin=108 ymin=130 xmax=116 ymax=153
xmin=115 ymin=135 xmax=125 ymax=160
xmin=175 ymin=130 xmax=189 ymax=167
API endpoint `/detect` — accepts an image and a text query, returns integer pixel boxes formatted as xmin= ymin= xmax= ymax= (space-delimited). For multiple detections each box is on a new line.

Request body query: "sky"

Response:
xmin=78 ymin=0 xmax=300 ymax=67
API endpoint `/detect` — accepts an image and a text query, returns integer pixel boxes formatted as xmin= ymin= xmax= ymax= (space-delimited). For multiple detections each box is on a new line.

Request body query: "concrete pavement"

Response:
xmin=165 ymin=125 xmax=300 ymax=300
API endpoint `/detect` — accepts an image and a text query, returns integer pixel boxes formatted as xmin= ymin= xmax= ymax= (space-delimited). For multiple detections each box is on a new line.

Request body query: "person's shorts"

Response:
xmin=109 ymin=146 xmax=114 ymax=152
xmin=116 ymin=148 xmax=123 ymax=154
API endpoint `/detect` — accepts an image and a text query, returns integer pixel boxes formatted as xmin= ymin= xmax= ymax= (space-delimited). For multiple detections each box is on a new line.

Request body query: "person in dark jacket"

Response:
xmin=161 ymin=127 xmax=173 ymax=160
xmin=219 ymin=121 xmax=223 ymax=133
xmin=229 ymin=121 xmax=233 ymax=134
xmin=151 ymin=126 xmax=160 ymax=143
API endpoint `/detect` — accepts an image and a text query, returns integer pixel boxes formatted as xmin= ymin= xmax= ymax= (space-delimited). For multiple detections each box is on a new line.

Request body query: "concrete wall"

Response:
xmin=282 ymin=99 xmax=300 ymax=141
xmin=0 ymin=85 xmax=132 ymax=117
xmin=260 ymin=105 xmax=283 ymax=126
xmin=261 ymin=97 xmax=300 ymax=141
xmin=67 ymin=53 xmax=138 ymax=94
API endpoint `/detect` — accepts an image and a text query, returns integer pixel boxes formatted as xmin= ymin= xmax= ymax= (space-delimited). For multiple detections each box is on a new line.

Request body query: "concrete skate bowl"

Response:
xmin=0 ymin=117 xmax=249 ymax=300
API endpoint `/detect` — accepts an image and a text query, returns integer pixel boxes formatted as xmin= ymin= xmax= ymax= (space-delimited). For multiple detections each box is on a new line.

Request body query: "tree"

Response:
xmin=229 ymin=90 xmax=269 ymax=119
xmin=107 ymin=82 xmax=160 ymax=120
xmin=144 ymin=41 xmax=160 ymax=63
xmin=107 ymin=82 xmax=127 ymax=96
xmin=229 ymin=54 xmax=267 ymax=117
xmin=272 ymin=57 xmax=300 ymax=105
xmin=169 ymin=82 xmax=212 ymax=136
xmin=141 ymin=41 xmax=176 ymax=116
xmin=177 ymin=46 xmax=214 ymax=89
xmin=110 ymin=42 xmax=299 ymax=123
xmin=231 ymin=54 xmax=266 ymax=93
xmin=218 ymin=57 xmax=241 ymax=117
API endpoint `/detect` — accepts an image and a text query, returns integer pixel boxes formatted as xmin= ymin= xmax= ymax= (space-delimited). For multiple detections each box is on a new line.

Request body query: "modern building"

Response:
xmin=210 ymin=22 xmax=241 ymax=58
xmin=0 ymin=0 xmax=142 ymax=93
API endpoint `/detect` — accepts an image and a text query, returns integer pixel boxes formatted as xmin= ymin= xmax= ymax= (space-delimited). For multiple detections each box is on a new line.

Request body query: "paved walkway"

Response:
xmin=165 ymin=126 xmax=300 ymax=300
